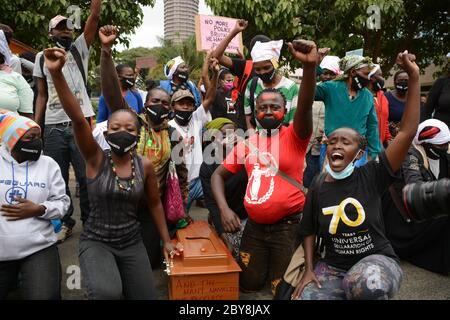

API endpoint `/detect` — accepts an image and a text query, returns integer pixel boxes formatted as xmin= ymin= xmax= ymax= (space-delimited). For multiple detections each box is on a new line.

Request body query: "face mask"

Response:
xmin=105 ymin=131 xmax=138 ymax=156
xmin=375 ymin=79 xmax=385 ymax=92
xmin=146 ymin=104 xmax=170 ymax=126
xmin=121 ymin=77 xmax=135 ymax=89
xmin=176 ymin=71 xmax=189 ymax=82
xmin=13 ymin=138 xmax=43 ymax=162
xmin=174 ymin=110 xmax=193 ymax=126
xmin=351 ymin=73 xmax=370 ymax=91
xmin=395 ymin=81 xmax=408 ymax=94
xmin=424 ymin=144 xmax=448 ymax=160
xmin=325 ymin=150 xmax=361 ymax=180
xmin=256 ymin=110 xmax=284 ymax=131
xmin=258 ymin=68 xmax=276 ymax=84
xmin=223 ymin=82 xmax=234 ymax=91
xmin=51 ymin=36 xmax=73 ymax=51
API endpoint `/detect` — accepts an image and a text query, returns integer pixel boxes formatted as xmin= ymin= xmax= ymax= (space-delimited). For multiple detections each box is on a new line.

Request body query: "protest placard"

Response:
xmin=195 ymin=14 xmax=244 ymax=54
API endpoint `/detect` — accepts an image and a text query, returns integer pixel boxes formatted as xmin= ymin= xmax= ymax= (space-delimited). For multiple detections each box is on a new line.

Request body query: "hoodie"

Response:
xmin=0 ymin=145 xmax=70 ymax=261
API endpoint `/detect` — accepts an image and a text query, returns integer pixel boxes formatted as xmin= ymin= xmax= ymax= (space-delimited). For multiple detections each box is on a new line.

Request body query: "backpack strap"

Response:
xmin=40 ymin=47 xmax=87 ymax=93
xmin=69 ymin=46 xmax=88 ymax=93
xmin=39 ymin=54 xmax=48 ymax=91
xmin=313 ymin=173 xmax=327 ymax=255
xmin=248 ymin=76 xmax=259 ymax=126
xmin=243 ymin=139 xmax=308 ymax=195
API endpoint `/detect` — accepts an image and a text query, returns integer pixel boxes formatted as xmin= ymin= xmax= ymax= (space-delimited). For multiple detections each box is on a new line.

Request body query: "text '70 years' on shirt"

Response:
xmin=300 ymin=151 xmax=399 ymax=270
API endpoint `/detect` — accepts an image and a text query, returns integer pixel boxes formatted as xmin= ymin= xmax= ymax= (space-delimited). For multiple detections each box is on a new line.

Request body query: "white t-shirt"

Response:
xmin=428 ymin=158 xmax=440 ymax=179
xmin=92 ymin=120 xmax=109 ymax=151
xmin=169 ymin=106 xmax=211 ymax=182
xmin=33 ymin=33 xmax=94 ymax=125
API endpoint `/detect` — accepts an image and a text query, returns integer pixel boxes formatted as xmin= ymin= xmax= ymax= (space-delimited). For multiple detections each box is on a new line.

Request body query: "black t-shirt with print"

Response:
xmin=300 ymin=152 xmax=399 ymax=270
xmin=211 ymin=89 xmax=242 ymax=125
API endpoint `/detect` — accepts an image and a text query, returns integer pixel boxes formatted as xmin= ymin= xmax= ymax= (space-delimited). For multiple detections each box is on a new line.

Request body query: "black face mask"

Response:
xmin=105 ymin=131 xmax=138 ymax=156
xmin=256 ymin=117 xmax=283 ymax=131
xmin=176 ymin=71 xmax=189 ymax=82
xmin=374 ymin=79 xmax=385 ymax=92
xmin=13 ymin=138 xmax=43 ymax=162
xmin=425 ymin=144 xmax=448 ymax=160
xmin=121 ymin=77 xmax=135 ymax=89
xmin=146 ymin=104 xmax=170 ymax=126
xmin=395 ymin=81 xmax=408 ymax=95
xmin=351 ymin=74 xmax=370 ymax=91
xmin=174 ymin=110 xmax=193 ymax=126
xmin=258 ymin=69 xmax=276 ymax=84
xmin=51 ymin=36 xmax=73 ymax=51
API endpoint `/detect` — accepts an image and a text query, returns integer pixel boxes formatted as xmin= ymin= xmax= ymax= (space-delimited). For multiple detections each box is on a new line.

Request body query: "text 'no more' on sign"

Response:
xmin=195 ymin=14 xmax=244 ymax=54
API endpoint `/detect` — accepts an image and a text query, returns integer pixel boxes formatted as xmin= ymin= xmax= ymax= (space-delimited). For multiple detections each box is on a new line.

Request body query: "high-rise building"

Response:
xmin=164 ymin=0 xmax=200 ymax=44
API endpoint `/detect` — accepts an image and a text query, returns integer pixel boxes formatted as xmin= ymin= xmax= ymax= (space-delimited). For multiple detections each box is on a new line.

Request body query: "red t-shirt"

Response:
xmin=223 ymin=124 xmax=310 ymax=224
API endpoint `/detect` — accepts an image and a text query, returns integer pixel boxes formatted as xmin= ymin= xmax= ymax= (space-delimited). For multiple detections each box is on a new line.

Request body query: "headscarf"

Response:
xmin=164 ymin=56 xmax=185 ymax=80
xmin=251 ymin=40 xmax=283 ymax=69
xmin=368 ymin=64 xmax=381 ymax=79
xmin=0 ymin=30 xmax=12 ymax=66
xmin=0 ymin=110 xmax=40 ymax=151
xmin=414 ymin=119 xmax=450 ymax=146
xmin=203 ymin=118 xmax=236 ymax=144
xmin=320 ymin=56 xmax=341 ymax=75
xmin=335 ymin=55 xmax=374 ymax=80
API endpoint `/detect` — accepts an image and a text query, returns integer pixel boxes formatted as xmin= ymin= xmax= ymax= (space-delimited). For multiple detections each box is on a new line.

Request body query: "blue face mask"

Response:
xmin=325 ymin=150 xmax=361 ymax=180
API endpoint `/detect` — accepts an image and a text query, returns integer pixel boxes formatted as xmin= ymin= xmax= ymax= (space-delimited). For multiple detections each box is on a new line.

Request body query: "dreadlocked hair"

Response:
xmin=256 ymin=88 xmax=287 ymax=107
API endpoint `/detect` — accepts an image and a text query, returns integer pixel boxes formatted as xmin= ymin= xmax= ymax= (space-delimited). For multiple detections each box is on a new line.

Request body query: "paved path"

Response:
xmin=60 ymin=177 xmax=450 ymax=300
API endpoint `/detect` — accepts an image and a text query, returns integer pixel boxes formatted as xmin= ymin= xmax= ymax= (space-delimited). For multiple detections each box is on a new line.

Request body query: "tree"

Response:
xmin=205 ymin=0 xmax=449 ymax=75
xmin=149 ymin=35 xmax=207 ymax=83
xmin=2 ymin=0 xmax=155 ymax=51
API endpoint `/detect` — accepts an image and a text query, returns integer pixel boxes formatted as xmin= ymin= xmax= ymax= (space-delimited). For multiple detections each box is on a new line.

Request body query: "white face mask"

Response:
xmin=325 ymin=150 xmax=362 ymax=180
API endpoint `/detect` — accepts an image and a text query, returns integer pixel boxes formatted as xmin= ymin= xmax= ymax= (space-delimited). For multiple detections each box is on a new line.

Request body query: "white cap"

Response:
xmin=48 ymin=15 xmax=74 ymax=32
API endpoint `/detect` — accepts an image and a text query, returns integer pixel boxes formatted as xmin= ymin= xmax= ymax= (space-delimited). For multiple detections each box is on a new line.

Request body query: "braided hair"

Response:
xmin=256 ymin=88 xmax=287 ymax=107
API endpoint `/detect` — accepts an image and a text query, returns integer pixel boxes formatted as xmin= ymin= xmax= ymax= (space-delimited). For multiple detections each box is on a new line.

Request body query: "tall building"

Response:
xmin=164 ymin=0 xmax=199 ymax=44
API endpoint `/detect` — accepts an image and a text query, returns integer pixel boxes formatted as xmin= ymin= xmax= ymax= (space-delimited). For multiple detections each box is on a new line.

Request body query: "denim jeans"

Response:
xmin=238 ymin=215 xmax=301 ymax=295
xmin=79 ymin=239 xmax=157 ymax=300
xmin=44 ymin=124 xmax=90 ymax=227
xmin=186 ymin=177 xmax=204 ymax=212
xmin=0 ymin=245 xmax=61 ymax=300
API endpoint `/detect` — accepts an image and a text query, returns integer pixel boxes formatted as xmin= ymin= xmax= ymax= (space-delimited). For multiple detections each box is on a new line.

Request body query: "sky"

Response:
xmin=115 ymin=0 xmax=213 ymax=51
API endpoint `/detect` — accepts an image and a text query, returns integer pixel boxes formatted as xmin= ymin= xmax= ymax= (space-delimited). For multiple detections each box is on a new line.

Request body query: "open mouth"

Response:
xmin=330 ymin=152 xmax=345 ymax=162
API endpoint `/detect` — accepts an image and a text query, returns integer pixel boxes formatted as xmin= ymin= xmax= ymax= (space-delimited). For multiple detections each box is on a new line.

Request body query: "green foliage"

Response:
xmin=206 ymin=0 xmax=449 ymax=77
xmin=2 ymin=0 xmax=155 ymax=51
xmin=148 ymin=35 xmax=206 ymax=84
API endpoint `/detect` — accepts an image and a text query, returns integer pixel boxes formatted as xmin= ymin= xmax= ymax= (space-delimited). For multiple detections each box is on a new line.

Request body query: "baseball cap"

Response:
xmin=48 ymin=15 xmax=74 ymax=32
xmin=171 ymin=89 xmax=195 ymax=104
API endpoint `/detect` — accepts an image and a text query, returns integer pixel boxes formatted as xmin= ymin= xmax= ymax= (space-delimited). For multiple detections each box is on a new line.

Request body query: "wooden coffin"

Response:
xmin=167 ymin=221 xmax=241 ymax=300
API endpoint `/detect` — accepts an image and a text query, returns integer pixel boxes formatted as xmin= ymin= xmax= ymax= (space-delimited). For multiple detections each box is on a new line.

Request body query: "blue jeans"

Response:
xmin=320 ymin=144 xmax=369 ymax=169
xmin=186 ymin=177 xmax=204 ymax=212
xmin=0 ymin=245 xmax=61 ymax=300
xmin=44 ymin=124 xmax=90 ymax=227
xmin=79 ymin=239 xmax=156 ymax=300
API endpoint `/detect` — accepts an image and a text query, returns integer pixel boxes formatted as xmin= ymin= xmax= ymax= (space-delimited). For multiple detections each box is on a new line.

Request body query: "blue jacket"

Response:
xmin=97 ymin=90 xmax=144 ymax=122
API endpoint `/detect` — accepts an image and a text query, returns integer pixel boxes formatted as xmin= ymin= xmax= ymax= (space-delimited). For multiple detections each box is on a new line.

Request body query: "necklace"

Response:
xmin=108 ymin=152 xmax=136 ymax=192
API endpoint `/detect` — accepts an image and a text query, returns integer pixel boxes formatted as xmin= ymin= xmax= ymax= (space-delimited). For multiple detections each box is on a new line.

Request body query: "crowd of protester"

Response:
xmin=0 ymin=2 xmax=449 ymax=300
